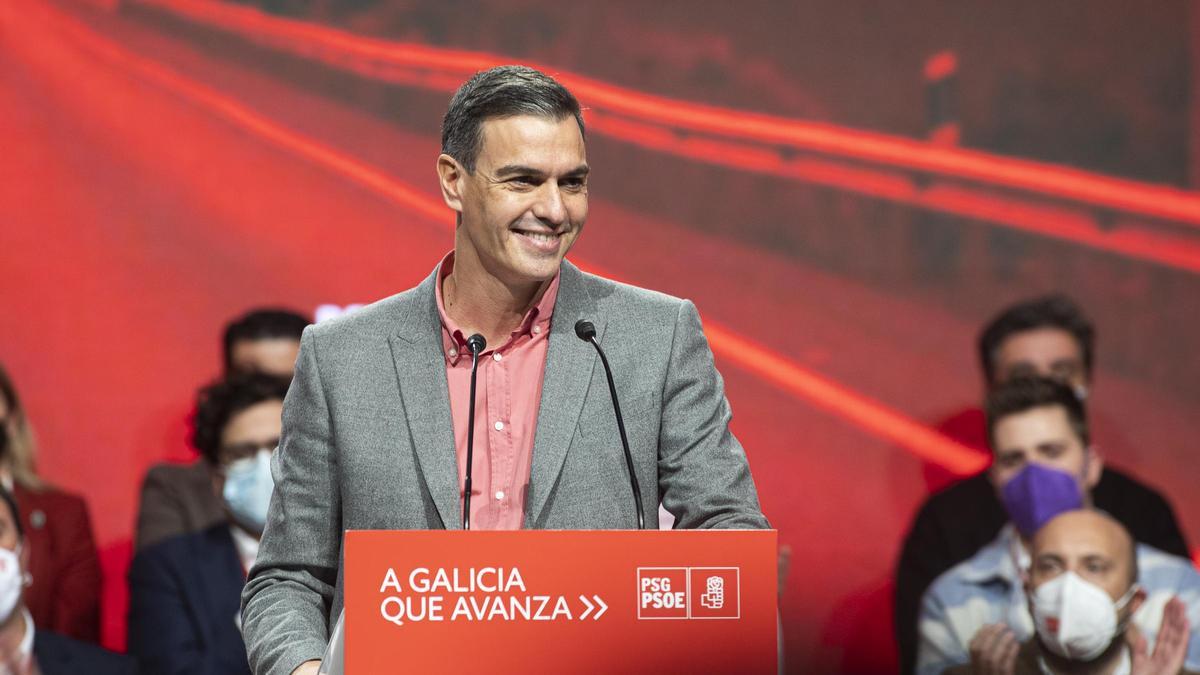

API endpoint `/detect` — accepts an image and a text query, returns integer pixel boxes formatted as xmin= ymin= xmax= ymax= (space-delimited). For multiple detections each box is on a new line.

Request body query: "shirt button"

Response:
xmin=493 ymin=353 xmax=502 ymax=362
xmin=495 ymin=491 xmax=505 ymax=500
xmin=494 ymin=421 xmax=504 ymax=431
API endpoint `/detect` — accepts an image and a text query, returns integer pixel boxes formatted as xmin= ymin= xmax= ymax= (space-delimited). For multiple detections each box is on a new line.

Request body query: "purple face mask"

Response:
xmin=1000 ymin=462 xmax=1084 ymax=539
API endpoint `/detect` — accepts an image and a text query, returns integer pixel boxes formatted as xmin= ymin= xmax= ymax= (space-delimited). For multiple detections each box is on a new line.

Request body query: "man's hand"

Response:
xmin=1130 ymin=596 xmax=1190 ymax=675
xmin=291 ymin=660 xmax=321 ymax=675
xmin=968 ymin=623 xmax=1020 ymax=675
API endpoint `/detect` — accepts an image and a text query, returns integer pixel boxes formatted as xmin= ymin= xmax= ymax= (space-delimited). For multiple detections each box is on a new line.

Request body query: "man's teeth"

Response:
xmin=520 ymin=231 xmax=558 ymax=242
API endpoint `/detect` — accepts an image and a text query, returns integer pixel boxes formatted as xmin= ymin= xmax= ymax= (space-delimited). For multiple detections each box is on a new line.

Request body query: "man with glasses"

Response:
xmin=128 ymin=373 xmax=290 ymax=675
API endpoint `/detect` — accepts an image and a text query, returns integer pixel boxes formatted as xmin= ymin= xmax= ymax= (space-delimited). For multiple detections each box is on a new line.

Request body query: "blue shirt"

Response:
xmin=916 ymin=524 xmax=1200 ymax=675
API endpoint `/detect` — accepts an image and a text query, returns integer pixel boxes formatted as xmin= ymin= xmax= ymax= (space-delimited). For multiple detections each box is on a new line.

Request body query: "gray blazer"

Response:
xmin=240 ymin=260 xmax=769 ymax=675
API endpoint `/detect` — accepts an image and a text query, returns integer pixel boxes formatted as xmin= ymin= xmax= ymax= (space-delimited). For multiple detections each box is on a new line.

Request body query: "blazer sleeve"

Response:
xmin=241 ymin=326 xmax=340 ymax=675
xmin=46 ymin=493 xmax=102 ymax=641
xmin=656 ymin=300 xmax=770 ymax=530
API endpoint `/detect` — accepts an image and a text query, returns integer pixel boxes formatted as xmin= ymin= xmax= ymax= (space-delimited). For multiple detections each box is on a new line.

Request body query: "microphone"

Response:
xmin=462 ymin=333 xmax=487 ymax=530
xmin=574 ymin=320 xmax=645 ymax=530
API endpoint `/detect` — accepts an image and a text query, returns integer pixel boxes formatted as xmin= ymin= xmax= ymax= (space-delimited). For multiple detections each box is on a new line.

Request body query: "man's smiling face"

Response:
xmin=453 ymin=114 xmax=588 ymax=286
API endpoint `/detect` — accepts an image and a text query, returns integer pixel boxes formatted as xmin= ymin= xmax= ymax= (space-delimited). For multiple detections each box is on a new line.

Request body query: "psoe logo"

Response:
xmin=636 ymin=567 xmax=740 ymax=620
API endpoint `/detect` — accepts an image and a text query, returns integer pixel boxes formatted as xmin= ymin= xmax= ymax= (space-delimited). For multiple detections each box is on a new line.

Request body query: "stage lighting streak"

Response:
xmin=39 ymin=0 xmax=988 ymax=476
xmin=589 ymin=112 xmax=1200 ymax=274
xmin=128 ymin=0 xmax=1200 ymax=234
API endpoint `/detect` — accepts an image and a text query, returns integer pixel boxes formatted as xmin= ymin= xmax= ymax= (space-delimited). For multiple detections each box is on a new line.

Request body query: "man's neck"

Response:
xmin=0 ymin=606 xmax=27 ymax=657
xmin=445 ymin=245 xmax=549 ymax=347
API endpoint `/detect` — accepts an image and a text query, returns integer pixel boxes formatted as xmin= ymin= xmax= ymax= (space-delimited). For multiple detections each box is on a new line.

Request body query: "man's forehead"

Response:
xmin=1035 ymin=513 xmax=1128 ymax=560
xmin=998 ymin=328 xmax=1082 ymax=362
xmin=995 ymin=405 xmax=1074 ymax=438
xmin=477 ymin=115 xmax=585 ymax=167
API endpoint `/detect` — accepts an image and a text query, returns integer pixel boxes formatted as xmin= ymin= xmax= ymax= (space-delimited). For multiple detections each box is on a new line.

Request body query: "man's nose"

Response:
xmin=532 ymin=182 xmax=567 ymax=226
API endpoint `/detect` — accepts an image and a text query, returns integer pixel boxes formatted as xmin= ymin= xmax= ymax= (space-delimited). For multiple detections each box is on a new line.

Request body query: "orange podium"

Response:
xmin=343 ymin=529 xmax=778 ymax=674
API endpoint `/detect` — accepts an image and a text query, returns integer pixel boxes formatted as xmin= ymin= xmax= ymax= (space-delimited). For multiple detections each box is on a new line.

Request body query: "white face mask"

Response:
xmin=0 ymin=546 xmax=24 ymax=623
xmin=1031 ymin=571 xmax=1137 ymax=662
xmin=222 ymin=450 xmax=275 ymax=535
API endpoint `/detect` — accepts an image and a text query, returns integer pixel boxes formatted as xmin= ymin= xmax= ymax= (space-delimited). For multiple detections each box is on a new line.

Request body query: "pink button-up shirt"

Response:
xmin=435 ymin=252 xmax=559 ymax=530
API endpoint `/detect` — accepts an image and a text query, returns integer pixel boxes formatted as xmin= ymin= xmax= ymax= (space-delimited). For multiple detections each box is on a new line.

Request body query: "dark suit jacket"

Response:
xmin=128 ymin=524 xmax=251 ymax=675
xmin=33 ymin=629 xmax=137 ymax=675
xmin=13 ymin=483 xmax=101 ymax=642
xmin=895 ymin=466 xmax=1189 ymax=675
xmin=135 ymin=460 xmax=225 ymax=552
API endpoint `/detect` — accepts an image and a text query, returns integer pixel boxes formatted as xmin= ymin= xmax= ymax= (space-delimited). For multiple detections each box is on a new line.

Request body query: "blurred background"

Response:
xmin=1 ymin=0 xmax=1198 ymax=671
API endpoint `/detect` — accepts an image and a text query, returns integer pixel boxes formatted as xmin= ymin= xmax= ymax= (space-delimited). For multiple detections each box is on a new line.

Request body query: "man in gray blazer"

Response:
xmin=241 ymin=64 xmax=769 ymax=675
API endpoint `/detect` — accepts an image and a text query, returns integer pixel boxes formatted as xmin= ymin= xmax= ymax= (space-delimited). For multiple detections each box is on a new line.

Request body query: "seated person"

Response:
xmin=916 ymin=377 xmax=1200 ymax=675
xmin=128 ymin=373 xmax=290 ymax=675
xmin=0 ymin=363 xmax=101 ymax=642
xmin=135 ymin=308 xmax=307 ymax=552
xmin=947 ymin=509 xmax=1194 ymax=675
xmin=0 ymin=487 xmax=134 ymax=674
xmin=897 ymin=295 xmax=1189 ymax=673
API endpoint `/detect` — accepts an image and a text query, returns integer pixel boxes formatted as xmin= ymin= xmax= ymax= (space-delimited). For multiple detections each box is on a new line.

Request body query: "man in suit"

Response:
xmin=135 ymin=308 xmax=309 ymax=552
xmin=894 ymin=295 xmax=1189 ymax=674
xmin=0 ymin=488 xmax=134 ymax=674
xmin=129 ymin=373 xmax=291 ymax=675
xmin=240 ymin=65 xmax=770 ymax=675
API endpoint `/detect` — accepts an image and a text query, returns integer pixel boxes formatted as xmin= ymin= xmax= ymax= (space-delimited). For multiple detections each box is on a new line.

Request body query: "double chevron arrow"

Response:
xmin=577 ymin=595 xmax=608 ymax=620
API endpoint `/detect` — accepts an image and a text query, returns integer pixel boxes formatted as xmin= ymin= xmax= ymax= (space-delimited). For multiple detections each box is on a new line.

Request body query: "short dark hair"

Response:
xmin=0 ymin=488 xmax=22 ymax=540
xmin=222 ymin=308 xmax=309 ymax=373
xmin=441 ymin=65 xmax=584 ymax=172
xmin=977 ymin=295 xmax=1095 ymax=386
xmin=985 ymin=376 xmax=1090 ymax=449
xmin=190 ymin=373 xmax=291 ymax=465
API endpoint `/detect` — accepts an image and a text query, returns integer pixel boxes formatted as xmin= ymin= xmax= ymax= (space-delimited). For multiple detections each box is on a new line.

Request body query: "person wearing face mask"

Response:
xmin=915 ymin=377 xmax=1200 ymax=675
xmin=896 ymin=295 xmax=1189 ymax=675
xmin=0 ymin=486 xmax=134 ymax=674
xmin=0 ymin=364 xmax=102 ymax=644
xmin=946 ymin=509 xmax=1195 ymax=675
xmin=128 ymin=373 xmax=289 ymax=675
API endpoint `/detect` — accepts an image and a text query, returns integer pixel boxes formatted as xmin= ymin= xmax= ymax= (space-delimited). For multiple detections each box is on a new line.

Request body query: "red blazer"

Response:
xmin=13 ymin=483 xmax=101 ymax=642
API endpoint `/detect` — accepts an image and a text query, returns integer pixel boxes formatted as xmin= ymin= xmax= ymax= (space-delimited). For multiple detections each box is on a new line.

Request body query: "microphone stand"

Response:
xmin=575 ymin=320 xmax=645 ymax=530
xmin=462 ymin=333 xmax=486 ymax=530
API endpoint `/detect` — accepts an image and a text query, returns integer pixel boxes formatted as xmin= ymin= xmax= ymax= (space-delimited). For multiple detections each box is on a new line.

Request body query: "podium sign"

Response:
xmin=344 ymin=529 xmax=777 ymax=674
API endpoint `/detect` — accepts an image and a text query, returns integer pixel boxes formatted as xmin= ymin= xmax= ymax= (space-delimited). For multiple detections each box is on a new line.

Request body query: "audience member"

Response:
xmin=134 ymin=308 xmax=307 ymax=551
xmin=0 ymin=487 xmax=134 ymax=674
xmin=915 ymin=378 xmax=1200 ymax=675
xmin=946 ymin=509 xmax=1194 ymax=675
xmin=896 ymin=295 xmax=1189 ymax=673
xmin=0 ymin=364 xmax=102 ymax=643
xmin=128 ymin=372 xmax=290 ymax=675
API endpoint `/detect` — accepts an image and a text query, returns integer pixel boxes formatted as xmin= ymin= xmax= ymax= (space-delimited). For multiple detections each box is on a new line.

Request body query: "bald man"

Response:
xmin=949 ymin=510 xmax=1195 ymax=675
xmin=917 ymin=379 xmax=1200 ymax=675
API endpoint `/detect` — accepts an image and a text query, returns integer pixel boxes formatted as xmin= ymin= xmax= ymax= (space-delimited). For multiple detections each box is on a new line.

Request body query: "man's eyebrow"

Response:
xmin=494 ymin=165 xmax=545 ymax=178
xmin=493 ymin=164 xmax=590 ymax=178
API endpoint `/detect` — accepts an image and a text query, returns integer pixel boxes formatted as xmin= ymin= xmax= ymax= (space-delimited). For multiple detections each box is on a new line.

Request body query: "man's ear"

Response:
xmin=17 ymin=539 xmax=29 ymax=572
xmin=1084 ymin=445 xmax=1104 ymax=489
xmin=437 ymin=154 xmax=467 ymax=215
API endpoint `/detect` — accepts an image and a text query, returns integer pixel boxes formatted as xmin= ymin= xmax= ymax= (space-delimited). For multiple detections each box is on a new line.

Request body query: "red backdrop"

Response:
xmin=2 ymin=0 xmax=1198 ymax=671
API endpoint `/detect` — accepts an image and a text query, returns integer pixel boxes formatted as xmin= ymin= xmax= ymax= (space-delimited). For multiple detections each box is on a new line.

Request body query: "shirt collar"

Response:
xmin=16 ymin=607 xmax=33 ymax=666
xmin=960 ymin=523 xmax=1025 ymax=587
xmin=229 ymin=525 xmax=260 ymax=573
xmin=434 ymin=250 xmax=560 ymax=366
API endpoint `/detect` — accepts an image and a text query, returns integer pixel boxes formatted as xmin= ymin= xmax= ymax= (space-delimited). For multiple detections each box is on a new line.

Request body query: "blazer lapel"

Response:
xmin=526 ymin=260 xmax=604 ymax=525
xmin=389 ymin=270 xmax=461 ymax=529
